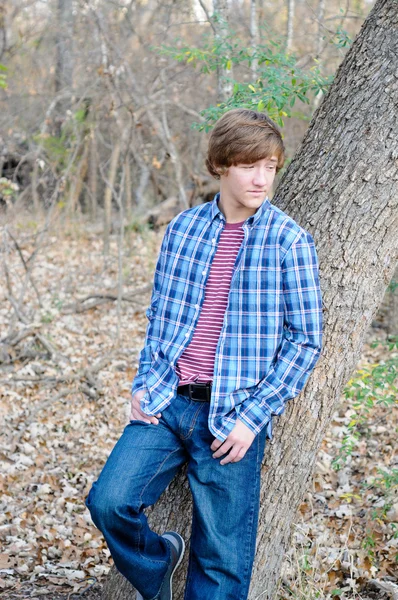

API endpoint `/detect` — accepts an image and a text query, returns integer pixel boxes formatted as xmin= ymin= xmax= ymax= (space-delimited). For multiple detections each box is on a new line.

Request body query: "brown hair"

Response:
xmin=206 ymin=108 xmax=286 ymax=179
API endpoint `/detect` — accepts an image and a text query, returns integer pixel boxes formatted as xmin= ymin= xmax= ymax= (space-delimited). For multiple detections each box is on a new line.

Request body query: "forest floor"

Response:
xmin=0 ymin=214 xmax=397 ymax=600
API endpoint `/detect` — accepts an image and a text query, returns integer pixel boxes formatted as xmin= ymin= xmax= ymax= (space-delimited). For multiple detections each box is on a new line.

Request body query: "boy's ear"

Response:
xmin=215 ymin=164 xmax=229 ymax=177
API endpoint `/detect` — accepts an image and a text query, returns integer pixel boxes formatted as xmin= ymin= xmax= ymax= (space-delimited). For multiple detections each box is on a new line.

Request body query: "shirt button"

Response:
xmin=170 ymin=361 xmax=174 ymax=366
xmin=185 ymin=332 xmax=189 ymax=337
xmin=195 ymin=304 xmax=199 ymax=310
xmin=202 ymin=270 xmax=207 ymax=276
xmin=212 ymin=238 xmax=216 ymax=244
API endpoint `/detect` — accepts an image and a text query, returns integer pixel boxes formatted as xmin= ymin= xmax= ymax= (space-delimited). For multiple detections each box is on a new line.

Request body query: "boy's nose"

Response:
xmin=252 ymin=169 xmax=267 ymax=186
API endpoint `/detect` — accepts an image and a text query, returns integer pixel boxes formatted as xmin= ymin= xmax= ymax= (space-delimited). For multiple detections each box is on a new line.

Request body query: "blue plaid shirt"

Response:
xmin=131 ymin=193 xmax=323 ymax=441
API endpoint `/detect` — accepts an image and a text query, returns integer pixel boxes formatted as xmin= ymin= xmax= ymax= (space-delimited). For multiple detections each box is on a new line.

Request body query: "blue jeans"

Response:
xmin=85 ymin=393 xmax=267 ymax=600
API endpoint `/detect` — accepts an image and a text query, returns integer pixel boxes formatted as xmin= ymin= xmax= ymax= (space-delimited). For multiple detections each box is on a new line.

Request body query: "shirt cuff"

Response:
xmin=237 ymin=402 xmax=273 ymax=438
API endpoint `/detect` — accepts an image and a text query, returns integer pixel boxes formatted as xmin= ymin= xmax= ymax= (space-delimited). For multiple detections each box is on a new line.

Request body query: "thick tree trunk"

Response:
xmin=101 ymin=1 xmax=398 ymax=598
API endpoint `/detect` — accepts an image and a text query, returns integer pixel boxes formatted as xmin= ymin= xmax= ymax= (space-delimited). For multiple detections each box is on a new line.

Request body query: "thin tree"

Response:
xmin=198 ymin=0 xmax=233 ymax=103
xmin=315 ymin=0 xmax=326 ymax=58
xmin=286 ymin=0 xmax=295 ymax=52
xmin=54 ymin=0 xmax=73 ymax=136
xmin=250 ymin=0 xmax=259 ymax=79
xmin=100 ymin=0 xmax=398 ymax=598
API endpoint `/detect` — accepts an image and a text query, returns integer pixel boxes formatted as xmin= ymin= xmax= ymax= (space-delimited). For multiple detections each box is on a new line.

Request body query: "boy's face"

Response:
xmin=219 ymin=156 xmax=278 ymax=218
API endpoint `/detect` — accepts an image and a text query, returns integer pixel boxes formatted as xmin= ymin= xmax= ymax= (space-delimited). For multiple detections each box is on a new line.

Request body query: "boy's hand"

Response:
xmin=211 ymin=419 xmax=255 ymax=465
xmin=130 ymin=389 xmax=161 ymax=424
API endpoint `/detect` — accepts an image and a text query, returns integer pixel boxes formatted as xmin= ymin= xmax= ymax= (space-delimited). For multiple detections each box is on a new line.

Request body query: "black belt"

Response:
xmin=177 ymin=382 xmax=212 ymax=402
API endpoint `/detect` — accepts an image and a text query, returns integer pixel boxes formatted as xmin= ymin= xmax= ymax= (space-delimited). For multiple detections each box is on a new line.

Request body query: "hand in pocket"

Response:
xmin=130 ymin=389 xmax=161 ymax=424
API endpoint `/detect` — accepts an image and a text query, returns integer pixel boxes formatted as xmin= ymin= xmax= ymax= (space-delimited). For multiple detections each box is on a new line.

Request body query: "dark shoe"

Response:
xmin=136 ymin=531 xmax=185 ymax=600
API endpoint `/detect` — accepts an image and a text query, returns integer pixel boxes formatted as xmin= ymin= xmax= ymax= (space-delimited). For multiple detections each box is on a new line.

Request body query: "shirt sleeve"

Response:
xmin=238 ymin=230 xmax=323 ymax=438
xmin=131 ymin=225 xmax=171 ymax=396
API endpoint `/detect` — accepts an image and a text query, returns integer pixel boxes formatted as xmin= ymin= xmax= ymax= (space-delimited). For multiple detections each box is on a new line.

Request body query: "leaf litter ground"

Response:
xmin=0 ymin=219 xmax=397 ymax=600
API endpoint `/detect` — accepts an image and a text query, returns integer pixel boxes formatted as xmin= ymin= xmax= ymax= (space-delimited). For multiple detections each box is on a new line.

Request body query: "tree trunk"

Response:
xmin=68 ymin=136 xmax=89 ymax=218
xmin=101 ymin=1 xmax=398 ymax=598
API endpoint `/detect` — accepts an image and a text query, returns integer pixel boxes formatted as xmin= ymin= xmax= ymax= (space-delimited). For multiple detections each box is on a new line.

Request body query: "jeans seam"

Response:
xmin=137 ymin=449 xmax=180 ymax=566
xmin=180 ymin=402 xmax=206 ymax=440
xmin=178 ymin=402 xmax=191 ymax=435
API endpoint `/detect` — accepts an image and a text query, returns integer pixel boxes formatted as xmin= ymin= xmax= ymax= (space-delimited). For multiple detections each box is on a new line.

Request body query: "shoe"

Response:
xmin=136 ymin=531 xmax=185 ymax=600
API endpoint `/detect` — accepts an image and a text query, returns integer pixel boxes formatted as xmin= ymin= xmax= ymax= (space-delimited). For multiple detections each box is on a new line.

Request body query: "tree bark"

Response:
xmin=101 ymin=0 xmax=398 ymax=598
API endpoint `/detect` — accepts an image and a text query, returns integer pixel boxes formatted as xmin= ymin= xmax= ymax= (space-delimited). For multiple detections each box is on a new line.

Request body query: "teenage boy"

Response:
xmin=86 ymin=108 xmax=323 ymax=600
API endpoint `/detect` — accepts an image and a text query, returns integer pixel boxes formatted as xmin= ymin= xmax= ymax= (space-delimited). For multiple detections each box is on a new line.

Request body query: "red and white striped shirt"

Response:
xmin=176 ymin=220 xmax=245 ymax=384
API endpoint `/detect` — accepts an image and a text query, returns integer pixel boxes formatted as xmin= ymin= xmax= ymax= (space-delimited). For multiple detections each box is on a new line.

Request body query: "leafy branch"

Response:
xmin=332 ymin=336 xmax=398 ymax=471
xmin=156 ymin=31 xmax=335 ymax=130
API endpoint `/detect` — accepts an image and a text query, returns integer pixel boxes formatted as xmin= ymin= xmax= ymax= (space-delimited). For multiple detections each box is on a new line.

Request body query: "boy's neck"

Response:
xmin=218 ymin=194 xmax=259 ymax=224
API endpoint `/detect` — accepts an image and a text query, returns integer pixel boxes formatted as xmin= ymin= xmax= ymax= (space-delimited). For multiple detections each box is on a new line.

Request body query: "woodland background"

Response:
xmin=1 ymin=0 xmax=398 ymax=599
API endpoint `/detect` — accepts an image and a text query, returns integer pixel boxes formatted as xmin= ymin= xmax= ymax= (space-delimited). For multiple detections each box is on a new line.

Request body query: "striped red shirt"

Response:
xmin=176 ymin=220 xmax=245 ymax=384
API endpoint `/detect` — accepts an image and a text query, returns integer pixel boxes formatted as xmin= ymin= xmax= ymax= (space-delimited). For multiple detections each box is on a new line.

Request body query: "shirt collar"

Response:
xmin=210 ymin=192 xmax=271 ymax=227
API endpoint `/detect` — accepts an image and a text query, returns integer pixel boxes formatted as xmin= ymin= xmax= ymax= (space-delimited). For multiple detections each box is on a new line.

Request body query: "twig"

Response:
xmin=369 ymin=579 xmax=398 ymax=600
xmin=6 ymin=228 xmax=43 ymax=307
xmin=61 ymin=284 xmax=151 ymax=314
xmin=1 ymin=324 xmax=42 ymax=346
